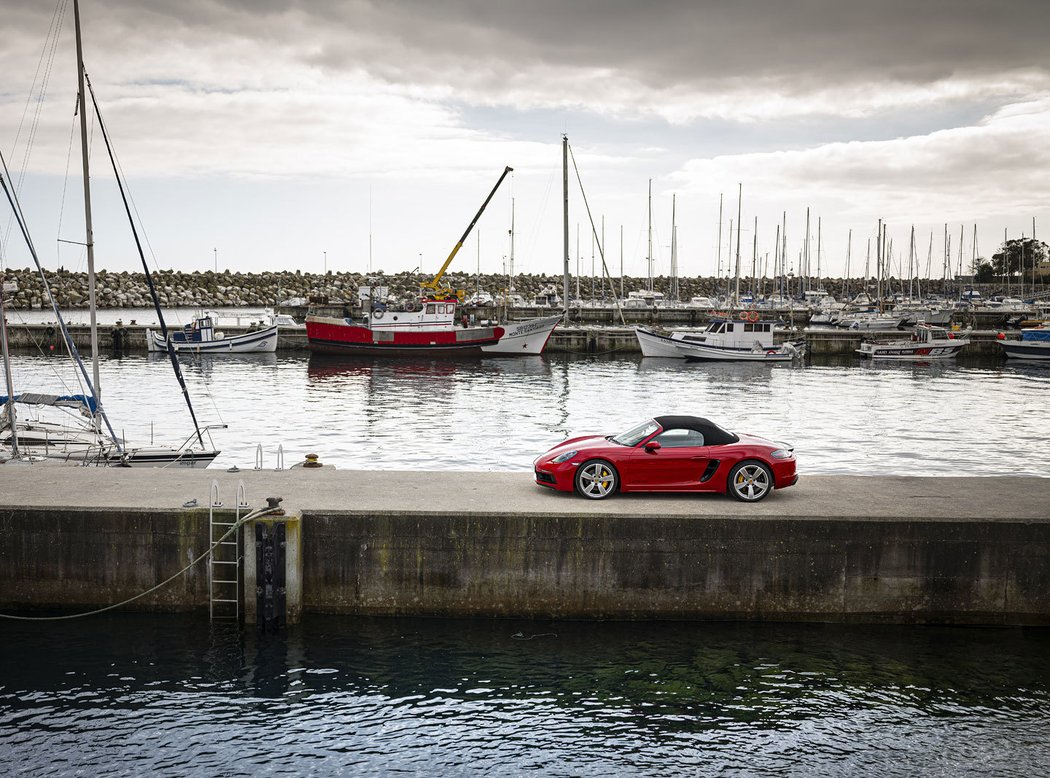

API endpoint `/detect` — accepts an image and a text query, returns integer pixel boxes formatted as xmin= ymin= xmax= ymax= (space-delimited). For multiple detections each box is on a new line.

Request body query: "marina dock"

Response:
xmin=4 ymin=321 xmax=1019 ymax=356
xmin=2 ymin=468 xmax=1048 ymax=625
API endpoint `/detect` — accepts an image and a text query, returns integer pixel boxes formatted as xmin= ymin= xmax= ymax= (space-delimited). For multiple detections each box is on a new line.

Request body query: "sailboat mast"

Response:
xmin=73 ymin=0 xmax=101 ymax=423
xmin=562 ymin=135 xmax=570 ymax=319
xmin=845 ymin=229 xmax=852 ymax=301
xmin=670 ymin=194 xmax=678 ymax=302
xmin=647 ymin=178 xmax=653 ymax=293
xmin=734 ymin=183 xmax=742 ymax=306
xmin=716 ymin=193 xmax=724 ymax=284
xmin=0 ymin=277 xmax=18 ymax=456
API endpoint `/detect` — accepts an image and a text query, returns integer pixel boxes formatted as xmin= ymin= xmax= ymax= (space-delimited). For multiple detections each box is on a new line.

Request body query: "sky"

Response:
xmin=2 ymin=0 xmax=1050 ymax=283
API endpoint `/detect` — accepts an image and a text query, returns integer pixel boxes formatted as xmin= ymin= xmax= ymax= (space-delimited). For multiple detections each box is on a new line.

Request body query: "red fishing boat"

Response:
xmin=306 ymin=167 xmax=560 ymax=357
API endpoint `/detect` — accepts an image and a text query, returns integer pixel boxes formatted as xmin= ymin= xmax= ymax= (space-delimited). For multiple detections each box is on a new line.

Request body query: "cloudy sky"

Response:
xmin=2 ymin=0 xmax=1049 ymax=283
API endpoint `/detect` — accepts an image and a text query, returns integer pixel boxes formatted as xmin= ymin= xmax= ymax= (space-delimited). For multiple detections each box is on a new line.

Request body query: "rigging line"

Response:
xmin=2 ymin=0 xmax=68 ymax=266
xmin=0 ymin=150 xmax=122 ymax=450
xmin=10 ymin=0 xmax=67 ymax=188
xmin=56 ymin=100 xmax=80 ymax=268
xmin=0 ymin=505 xmax=282 ymax=621
xmin=7 ymin=309 xmax=83 ymax=397
xmin=85 ymin=73 xmax=206 ymax=448
xmin=104 ymin=109 xmax=162 ymax=277
xmin=566 ymin=142 xmax=626 ymax=326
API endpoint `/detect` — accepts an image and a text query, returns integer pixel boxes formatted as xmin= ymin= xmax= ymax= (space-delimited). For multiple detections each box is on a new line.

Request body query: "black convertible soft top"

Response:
xmin=654 ymin=415 xmax=740 ymax=446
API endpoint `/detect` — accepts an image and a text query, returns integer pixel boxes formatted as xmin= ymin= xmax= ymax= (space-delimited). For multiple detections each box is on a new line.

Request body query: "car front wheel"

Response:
xmin=727 ymin=461 xmax=773 ymax=502
xmin=575 ymin=459 xmax=619 ymax=500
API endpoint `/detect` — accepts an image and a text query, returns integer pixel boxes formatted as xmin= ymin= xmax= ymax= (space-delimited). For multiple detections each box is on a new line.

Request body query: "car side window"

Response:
xmin=653 ymin=428 xmax=705 ymax=448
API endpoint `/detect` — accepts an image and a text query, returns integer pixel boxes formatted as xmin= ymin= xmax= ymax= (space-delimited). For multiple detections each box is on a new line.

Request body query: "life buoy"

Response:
xmin=747 ymin=311 xmax=759 ymax=323
xmin=738 ymin=311 xmax=749 ymax=321
xmin=373 ymin=310 xmax=384 ymax=320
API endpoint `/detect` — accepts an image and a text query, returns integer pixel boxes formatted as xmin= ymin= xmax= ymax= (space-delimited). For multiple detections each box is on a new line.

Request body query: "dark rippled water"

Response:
xmin=2 ymin=615 xmax=1049 ymax=775
xmin=5 ymin=349 xmax=1050 ymax=475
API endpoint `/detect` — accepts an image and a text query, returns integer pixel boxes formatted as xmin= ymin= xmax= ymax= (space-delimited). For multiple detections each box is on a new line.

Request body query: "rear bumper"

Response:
xmin=773 ymin=461 xmax=798 ymax=490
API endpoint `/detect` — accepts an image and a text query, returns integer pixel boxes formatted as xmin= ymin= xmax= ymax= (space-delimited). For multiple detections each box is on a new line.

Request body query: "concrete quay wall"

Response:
xmin=1 ymin=470 xmax=1048 ymax=625
xmin=5 ymin=322 xmax=1017 ymax=356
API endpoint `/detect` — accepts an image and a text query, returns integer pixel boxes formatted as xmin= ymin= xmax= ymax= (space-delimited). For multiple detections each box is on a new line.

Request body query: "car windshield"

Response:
xmin=611 ymin=419 xmax=660 ymax=447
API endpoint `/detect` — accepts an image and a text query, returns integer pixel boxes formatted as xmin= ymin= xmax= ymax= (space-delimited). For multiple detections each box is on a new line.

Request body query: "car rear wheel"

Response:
xmin=727 ymin=461 xmax=773 ymax=502
xmin=575 ymin=459 xmax=619 ymax=500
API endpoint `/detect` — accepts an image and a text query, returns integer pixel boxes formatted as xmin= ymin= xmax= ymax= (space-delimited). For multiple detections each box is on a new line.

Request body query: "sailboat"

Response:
xmin=0 ymin=0 xmax=220 ymax=467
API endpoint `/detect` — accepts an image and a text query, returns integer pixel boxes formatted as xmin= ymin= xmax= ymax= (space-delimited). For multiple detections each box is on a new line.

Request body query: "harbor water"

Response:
xmin=2 ymin=614 xmax=1049 ymax=775
xmin=5 ymin=342 xmax=1050 ymax=774
xmin=3 ymin=349 xmax=1049 ymax=476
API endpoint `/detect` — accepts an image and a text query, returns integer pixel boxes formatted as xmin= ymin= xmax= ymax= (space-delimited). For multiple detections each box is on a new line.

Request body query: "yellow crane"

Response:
xmin=420 ymin=166 xmax=513 ymax=300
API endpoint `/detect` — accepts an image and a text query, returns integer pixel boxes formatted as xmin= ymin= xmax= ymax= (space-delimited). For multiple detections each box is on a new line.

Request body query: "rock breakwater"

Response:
xmin=1 ymin=266 xmax=962 ymax=309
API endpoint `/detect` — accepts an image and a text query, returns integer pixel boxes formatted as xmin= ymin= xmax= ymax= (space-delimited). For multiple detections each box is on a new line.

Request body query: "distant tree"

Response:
xmin=974 ymin=237 xmax=1049 ymax=282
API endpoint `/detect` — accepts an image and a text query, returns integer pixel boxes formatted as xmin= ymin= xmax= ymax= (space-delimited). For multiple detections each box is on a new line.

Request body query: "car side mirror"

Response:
xmin=644 ymin=441 xmax=661 ymax=452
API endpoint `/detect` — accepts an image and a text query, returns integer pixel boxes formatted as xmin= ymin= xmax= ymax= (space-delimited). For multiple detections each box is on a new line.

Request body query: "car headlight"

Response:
xmin=551 ymin=450 xmax=578 ymax=464
xmin=770 ymin=448 xmax=794 ymax=459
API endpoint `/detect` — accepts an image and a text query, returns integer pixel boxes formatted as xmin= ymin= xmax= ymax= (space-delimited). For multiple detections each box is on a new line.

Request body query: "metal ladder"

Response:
xmin=208 ymin=480 xmax=250 ymax=620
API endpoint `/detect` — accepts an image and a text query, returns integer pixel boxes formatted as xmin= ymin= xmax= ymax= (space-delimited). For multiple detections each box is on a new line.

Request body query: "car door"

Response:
xmin=628 ymin=428 xmax=710 ymax=489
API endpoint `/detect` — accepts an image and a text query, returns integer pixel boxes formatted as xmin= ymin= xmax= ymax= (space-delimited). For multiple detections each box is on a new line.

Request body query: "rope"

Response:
xmin=0 ymin=505 xmax=282 ymax=621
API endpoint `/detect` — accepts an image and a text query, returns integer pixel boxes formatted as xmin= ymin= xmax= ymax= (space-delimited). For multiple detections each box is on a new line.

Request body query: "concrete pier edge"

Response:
xmin=1 ymin=468 xmax=1048 ymax=625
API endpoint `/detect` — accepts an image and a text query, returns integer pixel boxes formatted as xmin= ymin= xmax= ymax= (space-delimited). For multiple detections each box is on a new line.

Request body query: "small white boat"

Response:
xmin=999 ymin=324 xmax=1050 ymax=360
xmin=637 ymin=318 xmax=805 ymax=362
xmin=838 ymin=310 xmax=907 ymax=330
xmin=147 ymin=313 xmax=278 ymax=354
xmin=857 ymin=323 xmax=969 ymax=360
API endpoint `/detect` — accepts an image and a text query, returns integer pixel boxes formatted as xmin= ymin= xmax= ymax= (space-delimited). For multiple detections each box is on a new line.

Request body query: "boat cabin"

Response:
xmin=677 ymin=318 xmax=776 ymax=348
xmin=172 ymin=315 xmax=221 ymax=343
xmin=368 ymin=297 xmax=460 ymax=330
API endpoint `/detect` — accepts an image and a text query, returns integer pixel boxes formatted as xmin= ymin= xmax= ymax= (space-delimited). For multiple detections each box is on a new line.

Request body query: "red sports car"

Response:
xmin=533 ymin=415 xmax=797 ymax=502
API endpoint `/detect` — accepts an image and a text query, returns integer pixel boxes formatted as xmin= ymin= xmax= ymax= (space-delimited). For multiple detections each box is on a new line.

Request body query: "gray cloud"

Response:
xmin=15 ymin=1 xmax=1050 ymax=102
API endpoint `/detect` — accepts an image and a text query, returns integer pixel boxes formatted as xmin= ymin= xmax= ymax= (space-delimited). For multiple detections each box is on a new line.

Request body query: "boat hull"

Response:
xmin=306 ymin=315 xmax=559 ymax=356
xmin=480 ymin=315 xmax=562 ymax=354
xmin=676 ymin=343 xmax=800 ymax=362
xmin=857 ymin=340 xmax=969 ymax=359
xmin=1000 ymin=342 xmax=1050 ymax=360
xmin=2 ymin=428 xmax=219 ymax=468
xmin=146 ymin=326 xmax=278 ymax=354
xmin=635 ymin=326 xmax=700 ymax=358
xmin=307 ymin=316 xmax=502 ymax=356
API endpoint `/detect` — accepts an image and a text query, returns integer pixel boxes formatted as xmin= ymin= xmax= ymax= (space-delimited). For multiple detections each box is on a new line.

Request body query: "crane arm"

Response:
xmin=421 ymin=166 xmax=513 ymax=294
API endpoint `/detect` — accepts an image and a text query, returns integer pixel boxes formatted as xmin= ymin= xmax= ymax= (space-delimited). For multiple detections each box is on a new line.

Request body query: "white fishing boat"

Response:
xmin=146 ymin=312 xmax=278 ymax=354
xmin=636 ymin=317 xmax=805 ymax=362
xmin=857 ymin=322 xmax=970 ymax=360
xmin=998 ymin=324 xmax=1050 ymax=360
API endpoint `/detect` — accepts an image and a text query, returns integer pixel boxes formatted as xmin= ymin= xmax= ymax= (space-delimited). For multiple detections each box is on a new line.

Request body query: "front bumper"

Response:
xmin=534 ymin=462 xmax=576 ymax=492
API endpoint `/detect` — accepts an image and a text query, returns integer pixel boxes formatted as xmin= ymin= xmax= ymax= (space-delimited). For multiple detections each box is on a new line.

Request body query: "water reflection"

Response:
xmin=5 ymin=351 xmax=1050 ymax=476
xmin=2 ymin=615 xmax=1049 ymax=775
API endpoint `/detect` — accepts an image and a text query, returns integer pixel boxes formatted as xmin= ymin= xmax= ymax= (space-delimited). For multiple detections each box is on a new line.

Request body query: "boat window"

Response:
xmin=611 ymin=419 xmax=660 ymax=447
xmin=653 ymin=428 xmax=705 ymax=448
xmin=426 ymin=304 xmax=436 ymax=314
